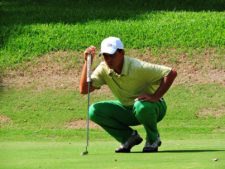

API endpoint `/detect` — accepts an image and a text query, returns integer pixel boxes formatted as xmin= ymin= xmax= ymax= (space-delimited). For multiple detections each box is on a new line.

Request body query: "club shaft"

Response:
xmin=86 ymin=81 xmax=90 ymax=151
xmin=85 ymin=54 xmax=91 ymax=152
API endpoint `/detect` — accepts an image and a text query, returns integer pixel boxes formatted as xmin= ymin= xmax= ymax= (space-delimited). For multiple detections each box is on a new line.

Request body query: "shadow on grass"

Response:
xmin=0 ymin=0 xmax=224 ymax=49
xmin=129 ymin=150 xmax=225 ymax=153
xmin=1 ymin=0 xmax=224 ymax=26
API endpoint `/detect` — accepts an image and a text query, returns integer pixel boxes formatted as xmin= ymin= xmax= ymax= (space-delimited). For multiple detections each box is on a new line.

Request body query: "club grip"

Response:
xmin=87 ymin=54 xmax=91 ymax=82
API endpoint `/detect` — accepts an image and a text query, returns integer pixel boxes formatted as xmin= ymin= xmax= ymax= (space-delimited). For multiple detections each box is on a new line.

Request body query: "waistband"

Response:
xmin=159 ymin=98 xmax=164 ymax=102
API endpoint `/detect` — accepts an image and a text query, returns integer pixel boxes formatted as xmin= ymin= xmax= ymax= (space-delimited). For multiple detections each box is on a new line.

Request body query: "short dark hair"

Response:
xmin=117 ymin=49 xmax=123 ymax=53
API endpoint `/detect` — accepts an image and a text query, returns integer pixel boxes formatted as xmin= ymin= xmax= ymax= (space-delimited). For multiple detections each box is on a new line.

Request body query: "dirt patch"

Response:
xmin=212 ymin=128 xmax=225 ymax=133
xmin=2 ymin=51 xmax=83 ymax=91
xmin=1 ymin=49 xmax=224 ymax=91
xmin=66 ymin=118 xmax=102 ymax=129
xmin=1 ymin=51 xmax=104 ymax=91
xmin=0 ymin=74 xmax=2 ymax=83
xmin=196 ymin=108 xmax=225 ymax=118
xmin=135 ymin=48 xmax=225 ymax=85
xmin=0 ymin=115 xmax=12 ymax=125
xmin=174 ymin=66 xmax=225 ymax=85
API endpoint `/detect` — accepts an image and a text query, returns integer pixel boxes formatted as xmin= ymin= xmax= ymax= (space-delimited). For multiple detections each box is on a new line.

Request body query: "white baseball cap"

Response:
xmin=100 ymin=37 xmax=123 ymax=55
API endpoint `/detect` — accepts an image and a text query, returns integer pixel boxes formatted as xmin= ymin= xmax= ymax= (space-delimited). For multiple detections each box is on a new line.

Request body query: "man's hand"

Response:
xmin=134 ymin=69 xmax=177 ymax=103
xmin=135 ymin=94 xmax=158 ymax=103
xmin=84 ymin=46 xmax=96 ymax=63
xmin=80 ymin=46 xmax=96 ymax=94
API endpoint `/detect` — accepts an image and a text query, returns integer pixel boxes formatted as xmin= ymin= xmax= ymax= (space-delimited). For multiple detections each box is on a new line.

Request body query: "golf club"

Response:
xmin=80 ymin=54 xmax=91 ymax=156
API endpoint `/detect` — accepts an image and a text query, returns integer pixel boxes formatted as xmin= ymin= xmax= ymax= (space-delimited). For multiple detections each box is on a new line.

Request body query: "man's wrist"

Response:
xmin=151 ymin=94 xmax=160 ymax=102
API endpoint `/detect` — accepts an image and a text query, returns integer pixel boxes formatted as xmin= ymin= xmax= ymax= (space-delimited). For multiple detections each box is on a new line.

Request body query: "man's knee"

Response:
xmin=89 ymin=103 xmax=100 ymax=121
xmin=134 ymin=100 xmax=155 ymax=118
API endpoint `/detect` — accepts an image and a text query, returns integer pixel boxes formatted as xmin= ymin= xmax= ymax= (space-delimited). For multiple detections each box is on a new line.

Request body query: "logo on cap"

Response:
xmin=107 ymin=43 xmax=113 ymax=47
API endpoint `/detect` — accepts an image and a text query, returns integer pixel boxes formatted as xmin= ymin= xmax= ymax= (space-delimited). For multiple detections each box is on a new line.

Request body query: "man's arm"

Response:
xmin=80 ymin=46 xmax=96 ymax=94
xmin=135 ymin=68 xmax=177 ymax=102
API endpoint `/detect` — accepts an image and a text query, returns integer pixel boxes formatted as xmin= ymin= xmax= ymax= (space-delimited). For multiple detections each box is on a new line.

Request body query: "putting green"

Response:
xmin=0 ymin=139 xmax=224 ymax=169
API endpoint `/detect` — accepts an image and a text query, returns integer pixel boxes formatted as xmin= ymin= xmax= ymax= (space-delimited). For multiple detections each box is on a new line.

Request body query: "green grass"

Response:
xmin=0 ymin=140 xmax=224 ymax=169
xmin=0 ymin=0 xmax=224 ymax=69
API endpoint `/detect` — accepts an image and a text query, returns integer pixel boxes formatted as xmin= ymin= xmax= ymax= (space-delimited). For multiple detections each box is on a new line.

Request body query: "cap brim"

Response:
xmin=99 ymin=48 xmax=117 ymax=56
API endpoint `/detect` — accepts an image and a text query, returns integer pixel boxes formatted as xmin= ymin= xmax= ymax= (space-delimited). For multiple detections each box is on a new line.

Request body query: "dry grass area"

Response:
xmin=1 ymin=51 xmax=84 ymax=91
xmin=1 ymin=49 xmax=224 ymax=92
xmin=196 ymin=107 xmax=225 ymax=118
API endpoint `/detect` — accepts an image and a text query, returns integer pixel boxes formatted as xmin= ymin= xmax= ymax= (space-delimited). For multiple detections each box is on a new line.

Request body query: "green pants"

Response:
xmin=89 ymin=100 xmax=167 ymax=144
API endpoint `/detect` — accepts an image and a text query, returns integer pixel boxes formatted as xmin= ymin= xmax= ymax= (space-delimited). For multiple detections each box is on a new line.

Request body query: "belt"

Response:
xmin=159 ymin=98 xmax=164 ymax=102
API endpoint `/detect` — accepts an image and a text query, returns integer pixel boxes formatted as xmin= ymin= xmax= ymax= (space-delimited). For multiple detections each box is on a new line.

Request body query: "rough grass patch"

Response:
xmin=0 ymin=115 xmax=12 ymax=126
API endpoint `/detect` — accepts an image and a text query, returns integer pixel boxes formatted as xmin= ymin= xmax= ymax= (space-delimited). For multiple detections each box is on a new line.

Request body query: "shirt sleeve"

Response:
xmin=141 ymin=62 xmax=172 ymax=84
xmin=91 ymin=62 xmax=106 ymax=88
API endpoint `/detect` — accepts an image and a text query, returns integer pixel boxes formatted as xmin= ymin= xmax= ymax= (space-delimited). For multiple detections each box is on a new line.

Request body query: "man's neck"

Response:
xmin=114 ymin=56 xmax=124 ymax=75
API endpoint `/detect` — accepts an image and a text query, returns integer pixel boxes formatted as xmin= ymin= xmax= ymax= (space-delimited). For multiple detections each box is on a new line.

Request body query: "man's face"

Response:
xmin=103 ymin=50 xmax=124 ymax=70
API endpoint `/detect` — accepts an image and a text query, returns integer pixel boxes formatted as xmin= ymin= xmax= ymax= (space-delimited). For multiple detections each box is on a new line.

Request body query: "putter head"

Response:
xmin=80 ymin=151 xmax=88 ymax=156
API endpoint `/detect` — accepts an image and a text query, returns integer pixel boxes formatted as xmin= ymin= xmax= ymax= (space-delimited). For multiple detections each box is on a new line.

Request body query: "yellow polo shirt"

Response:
xmin=91 ymin=56 xmax=171 ymax=106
